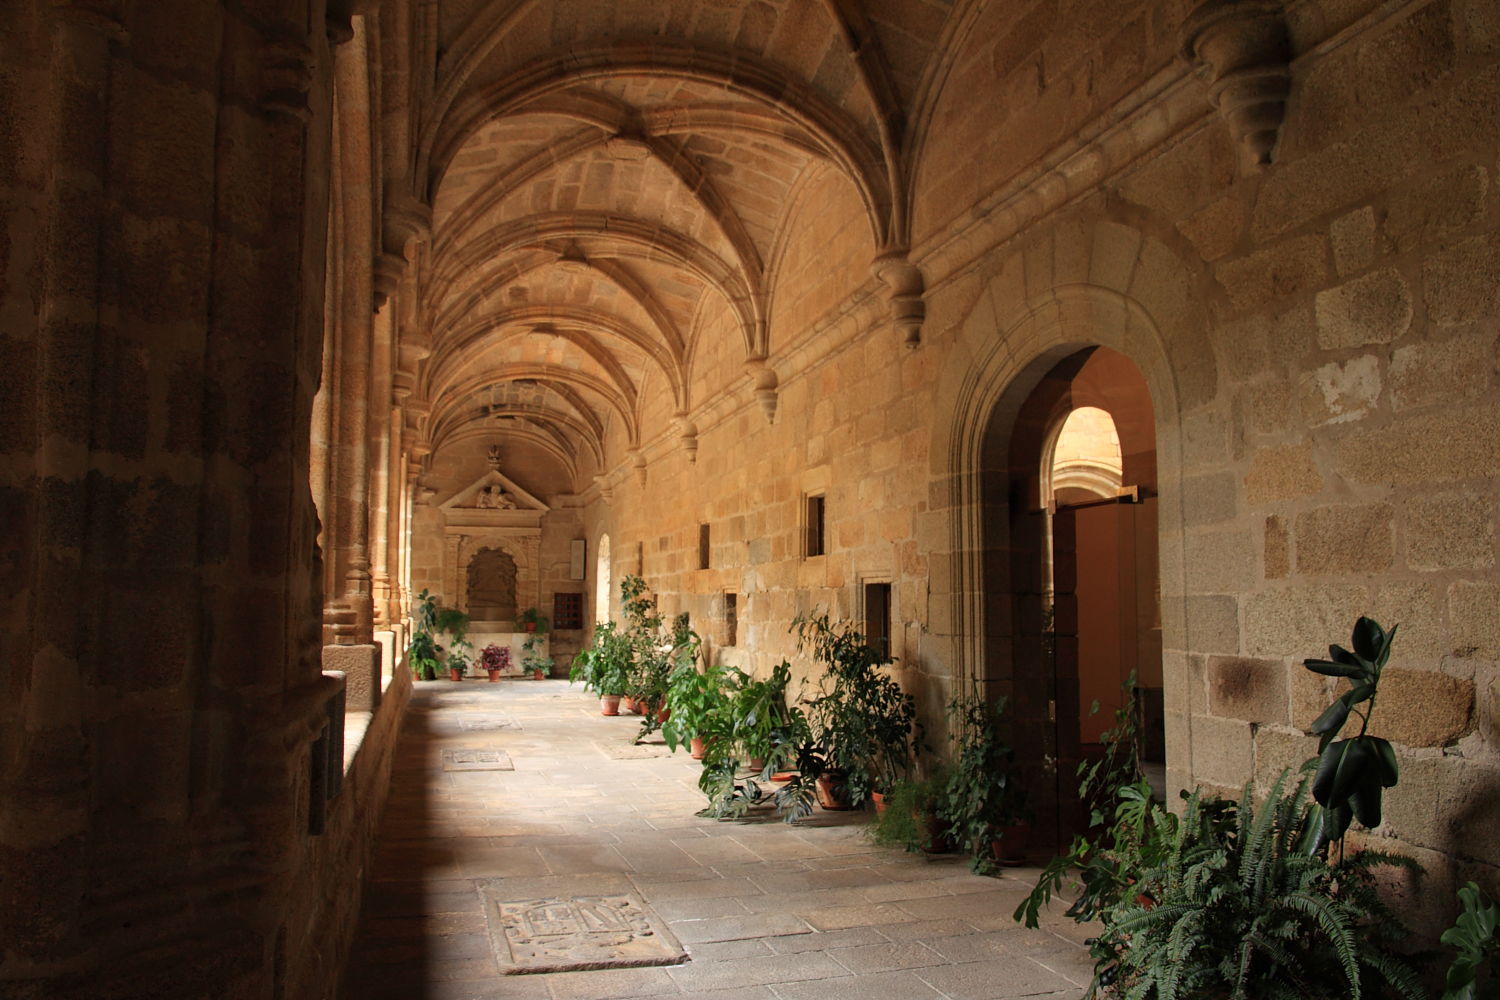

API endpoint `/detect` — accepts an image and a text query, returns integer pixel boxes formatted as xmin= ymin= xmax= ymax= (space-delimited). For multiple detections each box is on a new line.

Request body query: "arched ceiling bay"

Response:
xmin=405 ymin=0 xmax=959 ymax=494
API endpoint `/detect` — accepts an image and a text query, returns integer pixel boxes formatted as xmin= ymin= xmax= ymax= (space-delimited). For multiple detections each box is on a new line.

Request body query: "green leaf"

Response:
xmin=1352 ymin=616 xmax=1386 ymax=663
xmin=1349 ymin=779 xmax=1383 ymax=828
xmin=1343 ymin=681 xmax=1375 ymax=709
xmin=1313 ymin=738 xmax=1370 ymax=808
xmin=1304 ymin=658 xmax=1364 ymax=678
xmin=1371 ymin=737 xmax=1399 ymax=788
xmin=1310 ymin=697 xmax=1352 ymax=736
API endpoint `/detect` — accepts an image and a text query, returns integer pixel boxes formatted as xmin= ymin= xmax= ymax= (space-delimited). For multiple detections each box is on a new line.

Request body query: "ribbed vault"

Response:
xmin=399 ymin=0 xmax=957 ymax=496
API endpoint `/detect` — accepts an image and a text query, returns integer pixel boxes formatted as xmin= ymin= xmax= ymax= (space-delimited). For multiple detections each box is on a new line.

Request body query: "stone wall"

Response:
xmin=575 ymin=0 xmax=1500 ymax=910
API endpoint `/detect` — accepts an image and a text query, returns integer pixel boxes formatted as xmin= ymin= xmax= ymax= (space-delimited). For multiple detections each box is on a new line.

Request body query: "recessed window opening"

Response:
xmin=724 ymin=592 xmax=738 ymax=647
xmin=698 ymin=523 xmax=710 ymax=570
xmin=805 ymin=495 xmax=825 ymax=557
xmin=864 ymin=582 xmax=891 ymax=661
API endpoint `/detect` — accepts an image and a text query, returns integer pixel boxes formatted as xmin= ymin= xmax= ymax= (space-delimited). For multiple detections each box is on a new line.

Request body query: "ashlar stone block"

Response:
xmin=1299 ymin=355 xmax=1380 ymax=426
xmin=1376 ymin=669 xmax=1474 ymax=747
xmin=1402 ymin=492 xmax=1494 ymax=571
xmin=1207 ymin=655 xmax=1288 ymax=724
xmin=1313 ymin=268 xmax=1412 ymax=349
xmin=1244 ymin=442 xmax=1324 ymax=504
xmin=1449 ymin=580 xmax=1500 ymax=661
xmin=1294 ymin=502 xmax=1393 ymax=575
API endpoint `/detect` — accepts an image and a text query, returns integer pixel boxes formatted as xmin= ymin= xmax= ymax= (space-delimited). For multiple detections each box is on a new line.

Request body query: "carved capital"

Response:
xmin=382 ymin=184 xmax=433 ymax=258
xmin=872 ymin=253 xmax=925 ymax=348
xmin=373 ymin=250 xmax=406 ymax=309
xmin=1180 ymin=0 xmax=1291 ymax=166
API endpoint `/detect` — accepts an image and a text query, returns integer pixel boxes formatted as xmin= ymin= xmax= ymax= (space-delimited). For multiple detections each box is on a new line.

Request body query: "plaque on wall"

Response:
xmin=569 ymin=538 xmax=586 ymax=580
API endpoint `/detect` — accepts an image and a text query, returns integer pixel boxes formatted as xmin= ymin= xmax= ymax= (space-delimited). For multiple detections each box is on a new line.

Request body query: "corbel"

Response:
xmin=1179 ymin=0 xmax=1292 ymax=166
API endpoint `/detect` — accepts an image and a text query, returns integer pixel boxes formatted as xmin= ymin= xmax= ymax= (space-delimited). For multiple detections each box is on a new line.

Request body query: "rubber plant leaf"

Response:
xmin=1304 ymin=657 xmax=1365 ymax=678
xmin=1371 ymin=737 xmax=1400 ymax=788
xmin=1313 ymin=737 xmax=1370 ymax=807
xmin=1351 ymin=616 xmax=1387 ymax=664
xmin=1349 ymin=778 xmax=1383 ymax=829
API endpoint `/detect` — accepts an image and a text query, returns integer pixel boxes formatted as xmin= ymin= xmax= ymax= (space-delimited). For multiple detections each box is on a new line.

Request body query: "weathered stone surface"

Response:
xmin=1423 ymin=231 xmax=1500 ymax=326
xmin=1294 ymin=502 xmax=1393 ymax=575
xmin=1329 ymin=206 xmax=1376 ymax=275
xmin=1191 ymin=715 xmax=1254 ymax=789
xmin=1264 ymin=515 xmax=1289 ymax=580
xmin=1298 ymin=355 xmax=1381 ymax=425
xmin=1439 ymin=758 xmax=1500 ymax=867
xmin=1207 ymin=655 xmax=1288 ymax=724
xmin=1390 ymin=335 xmax=1491 ymax=411
xmin=1244 ymin=584 xmax=1370 ymax=659
xmin=1403 ymin=493 xmax=1494 ymax=570
xmin=1449 ymin=581 xmax=1500 ymax=661
xmin=1339 ymin=405 xmax=1500 ymax=485
xmin=1215 ymin=234 xmax=1329 ymax=313
xmin=1244 ymin=443 xmax=1325 ymax=504
xmin=1313 ymin=269 xmax=1412 ymax=350
xmin=1377 ymin=669 xmax=1474 ymax=747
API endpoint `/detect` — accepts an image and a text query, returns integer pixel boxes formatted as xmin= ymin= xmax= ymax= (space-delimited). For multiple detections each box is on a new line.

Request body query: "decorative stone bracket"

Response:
xmin=259 ymin=36 xmax=316 ymax=122
xmin=375 ymin=187 xmax=433 ymax=308
xmin=678 ymin=416 xmax=700 ymax=464
xmin=1179 ymin=0 xmax=1292 ymax=166
xmin=744 ymin=360 xmax=779 ymax=424
xmin=872 ymin=253 xmax=925 ymax=348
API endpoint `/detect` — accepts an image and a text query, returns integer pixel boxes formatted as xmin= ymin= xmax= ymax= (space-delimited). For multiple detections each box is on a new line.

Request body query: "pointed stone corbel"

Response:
xmin=744 ymin=360 xmax=779 ymax=424
xmin=258 ymin=35 xmax=316 ymax=122
xmin=678 ymin=417 xmax=700 ymax=464
xmin=375 ymin=186 xmax=433 ymax=309
xmin=872 ymin=253 xmax=926 ymax=348
xmin=631 ymin=450 xmax=648 ymax=487
xmin=1179 ymin=0 xmax=1291 ymax=166
xmin=594 ymin=475 xmax=614 ymax=505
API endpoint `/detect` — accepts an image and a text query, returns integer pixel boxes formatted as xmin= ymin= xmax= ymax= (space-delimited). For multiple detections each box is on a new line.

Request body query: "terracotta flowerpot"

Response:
xmin=449 ymin=667 xmax=464 ymax=682
xmin=920 ymin=811 xmax=957 ymax=854
xmin=533 ymin=668 xmax=545 ymax=680
xmin=620 ymin=695 xmax=640 ymax=715
xmin=689 ymin=736 xmax=706 ymax=760
xmin=989 ymin=819 xmax=1032 ymax=867
xmin=770 ymin=770 xmax=796 ymax=783
xmin=600 ymin=694 xmax=621 ymax=716
xmin=814 ymin=772 xmax=853 ymax=810
xmin=871 ymin=790 xmax=889 ymax=816
xmin=654 ymin=705 xmax=670 ymax=724
xmin=524 ymin=622 xmax=537 ymax=632
xmin=487 ymin=668 xmax=501 ymax=682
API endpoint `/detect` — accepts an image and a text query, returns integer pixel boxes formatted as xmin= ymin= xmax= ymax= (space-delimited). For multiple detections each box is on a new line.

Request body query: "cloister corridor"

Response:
xmin=341 ymin=680 xmax=1093 ymax=1000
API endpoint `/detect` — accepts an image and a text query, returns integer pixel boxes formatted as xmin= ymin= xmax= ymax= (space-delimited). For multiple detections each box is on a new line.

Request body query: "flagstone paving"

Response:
xmin=341 ymin=680 xmax=1095 ymax=999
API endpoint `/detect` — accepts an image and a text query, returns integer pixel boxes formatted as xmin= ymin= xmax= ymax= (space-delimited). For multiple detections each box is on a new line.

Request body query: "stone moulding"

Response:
xmin=1179 ymin=0 xmax=1292 ymax=166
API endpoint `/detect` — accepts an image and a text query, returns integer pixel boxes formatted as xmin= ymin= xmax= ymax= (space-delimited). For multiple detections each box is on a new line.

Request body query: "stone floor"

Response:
xmin=341 ymin=679 xmax=1096 ymax=1000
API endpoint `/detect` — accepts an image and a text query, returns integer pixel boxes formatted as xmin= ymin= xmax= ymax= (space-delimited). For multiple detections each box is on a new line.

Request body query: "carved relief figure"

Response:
xmin=467 ymin=547 xmax=518 ymax=620
xmin=475 ymin=484 xmax=517 ymax=509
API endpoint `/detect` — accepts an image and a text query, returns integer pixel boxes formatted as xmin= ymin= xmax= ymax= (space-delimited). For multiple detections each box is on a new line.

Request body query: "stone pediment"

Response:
xmin=439 ymin=466 xmax=547 ymax=530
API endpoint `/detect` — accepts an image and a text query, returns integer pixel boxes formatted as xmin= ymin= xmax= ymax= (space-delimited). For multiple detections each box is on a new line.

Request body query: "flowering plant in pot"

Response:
xmin=480 ymin=643 xmax=511 ymax=682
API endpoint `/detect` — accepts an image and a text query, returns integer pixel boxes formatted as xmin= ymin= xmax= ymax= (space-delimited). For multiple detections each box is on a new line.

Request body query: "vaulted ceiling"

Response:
xmin=400 ymin=0 xmax=960 ymax=493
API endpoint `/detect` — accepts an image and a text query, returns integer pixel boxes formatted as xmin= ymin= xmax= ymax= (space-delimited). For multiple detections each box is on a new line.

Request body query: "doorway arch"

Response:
xmin=932 ymin=223 xmax=1204 ymax=853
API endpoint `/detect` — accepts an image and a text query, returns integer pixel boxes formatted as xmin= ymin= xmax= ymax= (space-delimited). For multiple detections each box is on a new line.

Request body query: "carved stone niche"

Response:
xmin=438 ymin=461 xmax=549 ymax=632
xmin=1180 ymin=0 xmax=1292 ymax=166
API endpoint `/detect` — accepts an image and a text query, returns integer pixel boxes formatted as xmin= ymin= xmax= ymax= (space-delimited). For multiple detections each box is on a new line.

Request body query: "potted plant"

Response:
xmin=517 ymin=607 xmax=548 ymax=633
xmin=479 ymin=643 xmax=511 ymax=682
xmin=569 ymin=621 xmax=631 ymax=714
xmin=662 ymin=655 xmax=729 ymax=758
xmin=941 ymin=693 xmax=1028 ymax=872
xmin=868 ymin=763 xmax=954 ymax=854
xmin=791 ymin=613 xmax=921 ymax=813
xmin=696 ymin=662 xmax=814 ymax=821
xmin=521 ymin=634 xmax=552 ymax=680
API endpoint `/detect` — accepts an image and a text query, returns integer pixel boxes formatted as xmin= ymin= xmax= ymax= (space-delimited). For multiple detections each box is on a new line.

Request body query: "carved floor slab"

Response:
xmin=440 ymin=748 xmax=514 ymax=771
xmin=597 ymin=741 xmax=672 ymax=759
xmin=458 ymin=716 xmax=520 ymax=731
xmin=482 ymin=893 xmax=688 ymax=974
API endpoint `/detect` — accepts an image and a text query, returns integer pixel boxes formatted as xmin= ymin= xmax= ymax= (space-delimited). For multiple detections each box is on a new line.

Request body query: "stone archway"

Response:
xmin=595 ymin=532 xmax=612 ymax=625
xmin=930 ymin=219 xmax=1203 ymax=845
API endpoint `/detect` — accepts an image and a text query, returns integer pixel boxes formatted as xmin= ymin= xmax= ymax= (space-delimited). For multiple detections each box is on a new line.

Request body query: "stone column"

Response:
xmin=319 ymin=21 xmax=381 ymax=710
xmin=1 ymin=2 xmax=343 ymax=995
xmin=369 ymin=304 xmax=395 ymax=629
